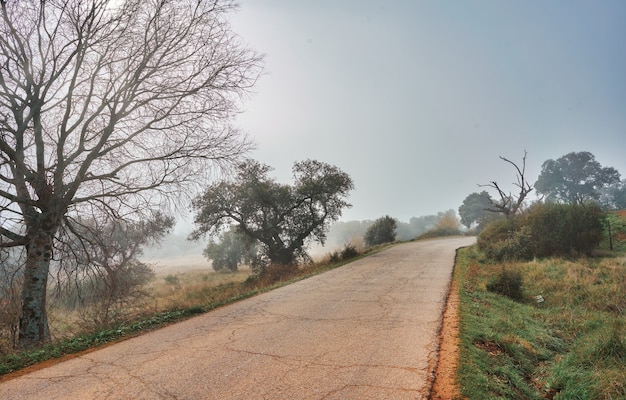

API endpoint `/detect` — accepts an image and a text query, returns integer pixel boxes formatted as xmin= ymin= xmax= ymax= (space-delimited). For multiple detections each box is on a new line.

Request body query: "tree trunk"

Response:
xmin=18 ymin=229 xmax=54 ymax=348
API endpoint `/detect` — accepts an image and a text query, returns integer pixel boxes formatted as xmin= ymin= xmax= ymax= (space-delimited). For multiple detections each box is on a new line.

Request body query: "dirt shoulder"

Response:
xmin=430 ymin=259 xmax=462 ymax=399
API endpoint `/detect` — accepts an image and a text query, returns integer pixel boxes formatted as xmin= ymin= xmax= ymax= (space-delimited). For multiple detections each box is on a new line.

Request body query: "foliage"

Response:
xmin=478 ymin=202 xmax=605 ymax=260
xmin=339 ymin=243 xmax=360 ymax=260
xmin=522 ymin=202 xmax=605 ymax=257
xmin=364 ymin=215 xmax=397 ymax=246
xmin=456 ymin=247 xmax=626 ymax=400
xmin=458 ymin=191 xmax=494 ymax=229
xmin=598 ymin=179 xmax=626 ymax=210
xmin=0 ymin=0 xmax=261 ymax=347
xmin=603 ymin=210 xmax=626 ymax=252
xmin=535 ymin=151 xmax=621 ymax=204
xmin=203 ymin=227 xmax=257 ymax=272
xmin=328 ymin=243 xmax=360 ymax=263
xmin=190 ymin=160 xmax=354 ymax=269
xmin=478 ymin=223 xmax=535 ymax=262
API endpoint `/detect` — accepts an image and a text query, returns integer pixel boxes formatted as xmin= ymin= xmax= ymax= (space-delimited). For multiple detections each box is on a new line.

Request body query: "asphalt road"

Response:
xmin=0 ymin=236 xmax=475 ymax=400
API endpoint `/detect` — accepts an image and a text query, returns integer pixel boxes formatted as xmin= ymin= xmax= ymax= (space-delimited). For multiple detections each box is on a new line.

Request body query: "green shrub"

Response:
xmin=478 ymin=202 xmax=605 ymax=261
xmin=340 ymin=243 xmax=359 ymax=260
xmin=364 ymin=215 xmax=397 ymax=246
xmin=486 ymin=267 xmax=524 ymax=301
xmin=523 ymin=202 xmax=604 ymax=257
xmin=328 ymin=251 xmax=340 ymax=263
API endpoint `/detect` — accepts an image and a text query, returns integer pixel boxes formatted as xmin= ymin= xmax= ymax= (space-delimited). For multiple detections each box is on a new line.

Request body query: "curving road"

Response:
xmin=0 ymin=237 xmax=475 ymax=400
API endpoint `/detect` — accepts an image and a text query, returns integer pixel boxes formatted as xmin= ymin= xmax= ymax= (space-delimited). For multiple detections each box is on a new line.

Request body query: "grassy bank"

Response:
xmin=455 ymin=246 xmax=625 ymax=399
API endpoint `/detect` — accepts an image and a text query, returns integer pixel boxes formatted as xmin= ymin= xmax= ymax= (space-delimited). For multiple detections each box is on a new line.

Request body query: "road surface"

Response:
xmin=0 ymin=237 xmax=475 ymax=400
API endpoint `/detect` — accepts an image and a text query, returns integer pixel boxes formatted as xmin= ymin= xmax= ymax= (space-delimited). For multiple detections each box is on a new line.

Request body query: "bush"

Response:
xmin=487 ymin=268 xmax=524 ymax=301
xmin=477 ymin=219 xmax=525 ymax=261
xmin=364 ymin=216 xmax=397 ymax=246
xmin=327 ymin=243 xmax=360 ymax=264
xmin=478 ymin=202 xmax=605 ymax=261
xmin=340 ymin=243 xmax=359 ymax=260
xmin=523 ymin=202 xmax=604 ymax=257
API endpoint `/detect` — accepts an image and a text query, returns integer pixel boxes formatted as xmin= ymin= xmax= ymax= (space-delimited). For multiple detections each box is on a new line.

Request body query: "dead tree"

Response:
xmin=480 ymin=151 xmax=533 ymax=218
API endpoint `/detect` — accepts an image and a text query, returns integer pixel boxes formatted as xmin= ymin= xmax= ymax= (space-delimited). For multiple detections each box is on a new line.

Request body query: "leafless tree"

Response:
xmin=480 ymin=151 xmax=533 ymax=218
xmin=0 ymin=0 xmax=262 ymax=347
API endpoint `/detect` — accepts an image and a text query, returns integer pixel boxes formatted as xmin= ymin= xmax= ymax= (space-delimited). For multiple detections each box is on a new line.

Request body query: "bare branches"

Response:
xmin=0 ymin=0 xmax=262 ymax=346
xmin=480 ymin=151 xmax=533 ymax=217
xmin=1 ymin=0 xmax=262 ymax=242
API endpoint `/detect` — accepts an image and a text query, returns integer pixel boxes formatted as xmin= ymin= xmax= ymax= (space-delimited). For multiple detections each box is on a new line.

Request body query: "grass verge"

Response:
xmin=455 ymin=246 xmax=625 ymax=399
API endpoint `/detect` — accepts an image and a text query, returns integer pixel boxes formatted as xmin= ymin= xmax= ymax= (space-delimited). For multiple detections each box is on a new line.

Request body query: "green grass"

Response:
xmin=602 ymin=210 xmax=626 ymax=252
xmin=455 ymin=246 xmax=626 ymax=399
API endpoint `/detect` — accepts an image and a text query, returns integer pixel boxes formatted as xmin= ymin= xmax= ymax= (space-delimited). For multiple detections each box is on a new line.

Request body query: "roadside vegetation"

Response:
xmin=454 ymin=209 xmax=626 ymax=399
xmin=0 ymin=242 xmax=376 ymax=377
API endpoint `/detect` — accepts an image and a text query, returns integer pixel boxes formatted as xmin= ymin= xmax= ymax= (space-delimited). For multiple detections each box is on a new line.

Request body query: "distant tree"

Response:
xmin=203 ymin=227 xmax=256 ymax=272
xmin=458 ymin=191 xmax=494 ymax=229
xmin=597 ymin=180 xmax=626 ymax=210
xmin=364 ymin=216 xmax=397 ymax=246
xmin=407 ymin=215 xmax=439 ymax=236
xmin=419 ymin=210 xmax=462 ymax=238
xmin=480 ymin=151 xmax=533 ymax=218
xmin=534 ymin=151 xmax=621 ymax=204
xmin=433 ymin=210 xmax=462 ymax=234
xmin=190 ymin=160 xmax=354 ymax=270
xmin=0 ymin=0 xmax=262 ymax=348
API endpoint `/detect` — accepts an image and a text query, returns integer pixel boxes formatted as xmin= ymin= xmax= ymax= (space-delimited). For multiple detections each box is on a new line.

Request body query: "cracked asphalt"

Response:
xmin=0 ymin=237 xmax=475 ymax=400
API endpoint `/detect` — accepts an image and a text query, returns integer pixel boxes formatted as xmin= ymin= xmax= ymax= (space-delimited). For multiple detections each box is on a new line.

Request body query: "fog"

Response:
xmin=229 ymin=1 xmax=626 ymax=222
xmin=148 ymin=1 xmax=626 ymax=269
xmin=143 ymin=211 xmax=456 ymax=271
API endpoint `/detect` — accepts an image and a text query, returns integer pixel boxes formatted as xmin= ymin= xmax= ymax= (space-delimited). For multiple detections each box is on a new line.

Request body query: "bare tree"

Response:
xmin=0 ymin=0 xmax=262 ymax=347
xmin=480 ymin=151 xmax=533 ymax=218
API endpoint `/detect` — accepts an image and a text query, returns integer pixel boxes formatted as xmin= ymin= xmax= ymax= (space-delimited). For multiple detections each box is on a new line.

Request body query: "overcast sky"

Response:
xmin=227 ymin=1 xmax=626 ymax=222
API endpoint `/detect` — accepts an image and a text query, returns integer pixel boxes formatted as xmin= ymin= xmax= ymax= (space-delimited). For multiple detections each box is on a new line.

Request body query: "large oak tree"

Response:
xmin=190 ymin=160 xmax=354 ymax=269
xmin=534 ymin=151 xmax=621 ymax=204
xmin=0 ymin=0 xmax=262 ymax=347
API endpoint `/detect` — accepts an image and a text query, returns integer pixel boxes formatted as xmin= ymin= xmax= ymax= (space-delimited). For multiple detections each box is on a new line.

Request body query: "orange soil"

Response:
xmin=430 ymin=276 xmax=463 ymax=399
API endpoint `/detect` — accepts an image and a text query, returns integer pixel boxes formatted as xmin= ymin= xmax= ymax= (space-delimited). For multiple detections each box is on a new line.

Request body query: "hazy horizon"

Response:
xmin=225 ymin=1 xmax=626 ymax=222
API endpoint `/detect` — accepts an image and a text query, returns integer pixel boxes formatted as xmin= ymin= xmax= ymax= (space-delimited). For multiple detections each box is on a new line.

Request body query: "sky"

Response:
xmin=226 ymin=0 xmax=626 ymax=223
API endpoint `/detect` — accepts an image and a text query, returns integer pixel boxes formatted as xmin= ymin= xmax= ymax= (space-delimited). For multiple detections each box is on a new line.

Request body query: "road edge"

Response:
xmin=427 ymin=245 xmax=467 ymax=400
